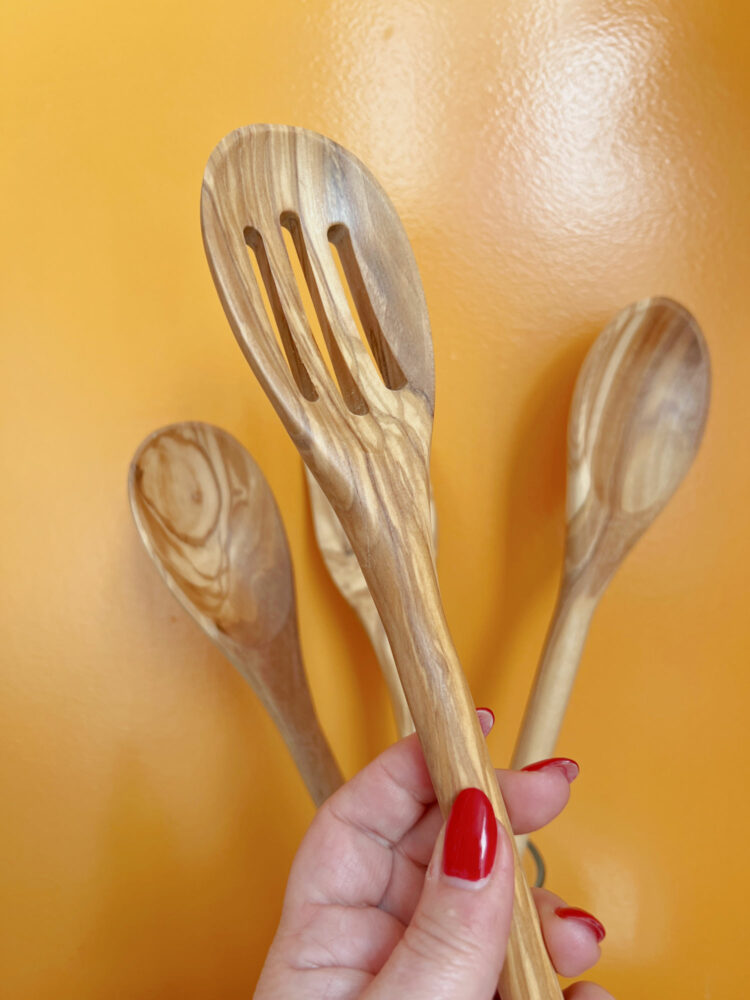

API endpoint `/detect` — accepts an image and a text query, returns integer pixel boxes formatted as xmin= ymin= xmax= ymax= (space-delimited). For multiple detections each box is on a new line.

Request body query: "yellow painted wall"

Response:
xmin=3 ymin=1 xmax=749 ymax=996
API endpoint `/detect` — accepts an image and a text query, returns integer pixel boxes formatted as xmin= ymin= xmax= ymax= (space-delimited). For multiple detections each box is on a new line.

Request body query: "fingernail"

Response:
xmin=521 ymin=757 xmax=579 ymax=782
xmin=443 ymin=788 xmax=497 ymax=882
xmin=555 ymin=906 xmax=606 ymax=943
xmin=476 ymin=707 xmax=495 ymax=736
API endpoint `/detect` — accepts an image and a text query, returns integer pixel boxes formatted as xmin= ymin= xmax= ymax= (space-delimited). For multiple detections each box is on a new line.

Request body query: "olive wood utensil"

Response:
xmin=201 ymin=123 xmax=562 ymax=1000
xmin=128 ymin=421 xmax=343 ymax=807
xmin=306 ymin=468 xmax=438 ymax=738
xmin=512 ymin=298 xmax=711 ymax=783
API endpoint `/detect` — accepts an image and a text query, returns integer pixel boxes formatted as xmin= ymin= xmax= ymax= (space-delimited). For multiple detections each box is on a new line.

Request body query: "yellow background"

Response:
xmin=2 ymin=1 xmax=749 ymax=996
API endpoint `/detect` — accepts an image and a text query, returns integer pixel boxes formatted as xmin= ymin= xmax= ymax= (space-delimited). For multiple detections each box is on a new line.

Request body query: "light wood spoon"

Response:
xmin=306 ymin=468 xmax=438 ymax=738
xmin=512 ymin=298 xmax=711 ymax=780
xmin=202 ymin=123 xmax=562 ymax=1000
xmin=128 ymin=421 xmax=343 ymax=807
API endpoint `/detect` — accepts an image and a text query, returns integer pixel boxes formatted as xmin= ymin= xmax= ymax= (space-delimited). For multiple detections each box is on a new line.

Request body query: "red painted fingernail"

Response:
xmin=443 ymin=788 xmax=497 ymax=881
xmin=555 ymin=906 xmax=606 ymax=942
xmin=521 ymin=757 xmax=579 ymax=782
xmin=476 ymin=707 xmax=495 ymax=736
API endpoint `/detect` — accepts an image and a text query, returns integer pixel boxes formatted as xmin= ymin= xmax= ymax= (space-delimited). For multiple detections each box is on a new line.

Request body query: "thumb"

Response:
xmin=366 ymin=788 xmax=514 ymax=1000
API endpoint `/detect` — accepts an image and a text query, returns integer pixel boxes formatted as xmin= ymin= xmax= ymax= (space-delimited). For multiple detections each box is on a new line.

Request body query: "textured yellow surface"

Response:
xmin=2 ymin=1 xmax=749 ymax=996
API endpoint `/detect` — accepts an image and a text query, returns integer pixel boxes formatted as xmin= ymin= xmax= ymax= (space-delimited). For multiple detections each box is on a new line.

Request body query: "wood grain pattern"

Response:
xmin=201 ymin=123 xmax=562 ymax=1000
xmin=306 ymin=467 xmax=439 ymax=738
xmin=128 ymin=421 xmax=343 ymax=807
xmin=512 ymin=298 xmax=711 ymax=786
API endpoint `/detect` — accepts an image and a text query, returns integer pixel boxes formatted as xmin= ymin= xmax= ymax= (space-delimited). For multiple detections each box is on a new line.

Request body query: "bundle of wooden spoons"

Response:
xmin=126 ymin=123 xmax=712 ymax=1000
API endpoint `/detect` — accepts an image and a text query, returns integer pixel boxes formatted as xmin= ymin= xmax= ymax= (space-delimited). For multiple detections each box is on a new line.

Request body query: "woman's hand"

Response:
xmin=255 ymin=710 xmax=613 ymax=999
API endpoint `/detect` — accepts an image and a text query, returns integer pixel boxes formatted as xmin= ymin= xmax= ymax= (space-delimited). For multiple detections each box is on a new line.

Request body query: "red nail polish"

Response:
xmin=476 ymin=707 xmax=495 ymax=736
xmin=555 ymin=906 xmax=606 ymax=942
xmin=521 ymin=757 xmax=579 ymax=782
xmin=443 ymin=788 xmax=497 ymax=881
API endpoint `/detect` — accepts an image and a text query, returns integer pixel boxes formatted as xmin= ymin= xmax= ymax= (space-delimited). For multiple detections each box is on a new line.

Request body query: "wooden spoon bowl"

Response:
xmin=128 ymin=421 xmax=343 ymax=806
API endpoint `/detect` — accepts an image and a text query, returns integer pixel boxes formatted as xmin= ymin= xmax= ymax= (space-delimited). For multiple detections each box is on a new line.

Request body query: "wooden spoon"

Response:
xmin=202 ymin=123 xmax=561 ymax=1000
xmin=305 ymin=468 xmax=438 ymax=738
xmin=512 ymin=298 xmax=711 ymax=777
xmin=128 ymin=421 xmax=343 ymax=807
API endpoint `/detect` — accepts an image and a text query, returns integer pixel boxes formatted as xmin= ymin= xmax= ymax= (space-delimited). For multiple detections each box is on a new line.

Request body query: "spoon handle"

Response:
xmin=358 ymin=515 xmax=563 ymax=1000
xmin=510 ymin=583 xmax=598 ymax=856
xmin=351 ymin=596 xmax=415 ymax=738
xmin=511 ymin=583 xmax=599 ymax=772
xmin=229 ymin=621 xmax=344 ymax=808
xmin=273 ymin=706 xmax=345 ymax=808
xmin=306 ymin=469 xmax=415 ymax=738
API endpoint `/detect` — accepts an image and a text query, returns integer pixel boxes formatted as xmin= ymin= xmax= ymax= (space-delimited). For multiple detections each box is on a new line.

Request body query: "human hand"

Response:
xmin=255 ymin=709 xmax=613 ymax=999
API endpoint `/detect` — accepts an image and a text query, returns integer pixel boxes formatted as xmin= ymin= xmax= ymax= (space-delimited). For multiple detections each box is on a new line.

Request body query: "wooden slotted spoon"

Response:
xmin=128 ymin=421 xmax=343 ymax=807
xmin=512 ymin=298 xmax=711 ymax=780
xmin=201 ymin=124 xmax=561 ymax=1000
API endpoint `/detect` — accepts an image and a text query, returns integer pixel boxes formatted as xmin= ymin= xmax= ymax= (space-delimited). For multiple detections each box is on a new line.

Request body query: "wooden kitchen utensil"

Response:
xmin=201 ymin=123 xmax=562 ymax=1000
xmin=512 ymin=298 xmax=711 ymax=780
xmin=128 ymin=421 xmax=343 ymax=807
xmin=305 ymin=468 xmax=438 ymax=738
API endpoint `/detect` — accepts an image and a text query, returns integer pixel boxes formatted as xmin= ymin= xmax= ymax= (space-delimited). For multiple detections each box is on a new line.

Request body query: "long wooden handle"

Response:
xmin=351 ymin=596 xmax=415 ymax=738
xmin=228 ymin=626 xmax=344 ymax=808
xmin=511 ymin=586 xmax=599 ymax=772
xmin=510 ymin=585 xmax=598 ymax=856
xmin=270 ymin=697 xmax=345 ymax=808
xmin=360 ymin=521 xmax=563 ymax=1000
xmin=305 ymin=467 xmax=416 ymax=738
